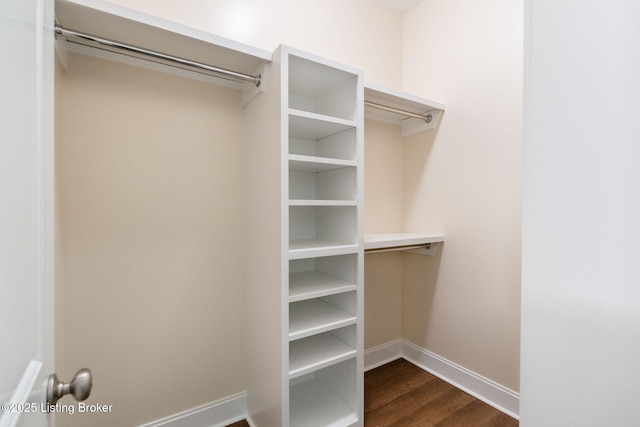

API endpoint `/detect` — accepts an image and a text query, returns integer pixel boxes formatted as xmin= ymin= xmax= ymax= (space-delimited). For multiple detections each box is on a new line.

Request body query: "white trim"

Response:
xmin=245 ymin=415 xmax=257 ymax=427
xmin=364 ymin=339 xmax=403 ymax=371
xmin=402 ymin=341 xmax=520 ymax=419
xmin=364 ymin=340 xmax=519 ymax=419
xmin=0 ymin=360 xmax=42 ymax=427
xmin=136 ymin=339 xmax=519 ymax=426
xmin=137 ymin=392 xmax=247 ymax=427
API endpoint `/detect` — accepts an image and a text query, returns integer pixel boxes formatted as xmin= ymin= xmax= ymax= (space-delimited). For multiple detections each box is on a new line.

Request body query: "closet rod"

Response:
xmin=365 ymin=243 xmax=432 ymax=254
xmin=54 ymin=25 xmax=262 ymax=87
xmin=364 ymin=101 xmax=433 ymax=123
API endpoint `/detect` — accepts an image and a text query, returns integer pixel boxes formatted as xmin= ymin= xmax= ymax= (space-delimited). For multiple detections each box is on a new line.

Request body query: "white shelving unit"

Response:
xmin=284 ymin=47 xmax=364 ymax=427
xmin=247 ymin=46 xmax=364 ymax=426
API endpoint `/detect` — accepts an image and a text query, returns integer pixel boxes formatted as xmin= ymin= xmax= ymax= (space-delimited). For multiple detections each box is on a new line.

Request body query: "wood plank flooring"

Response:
xmin=365 ymin=359 xmax=517 ymax=426
xmin=227 ymin=358 xmax=518 ymax=427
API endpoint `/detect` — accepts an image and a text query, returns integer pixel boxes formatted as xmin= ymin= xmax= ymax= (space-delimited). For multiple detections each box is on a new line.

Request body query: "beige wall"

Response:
xmin=363 ymin=120 xmax=405 ymax=349
xmin=105 ymin=0 xmax=404 ymax=89
xmin=363 ymin=119 xmax=404 ymax=349
xmin=363 ymin=120 xmax=404 ymax=235
xmin=402 ymin=0 xmax=523 ymax=391
xmin=55 ymin=2 xmax=404 ymax=426
xmin=56 ymin=53 xmax=246 ymax=426
xmin=55 ymin=3 xmax=404 ymax=425
xmin=55 ymin=1 xmax=522 ymax=425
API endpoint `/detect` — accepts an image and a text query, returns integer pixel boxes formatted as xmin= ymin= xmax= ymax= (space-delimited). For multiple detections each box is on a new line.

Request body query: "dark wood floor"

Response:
xmin=365 ymin=359 xmax=517 ymax=426
xmin=227 ymin=358 xmax=518 ymax=426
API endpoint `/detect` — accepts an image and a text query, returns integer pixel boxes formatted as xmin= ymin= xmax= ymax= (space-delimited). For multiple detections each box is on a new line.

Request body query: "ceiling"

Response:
xmin=374 ymin=0 xmax=423 ymax=13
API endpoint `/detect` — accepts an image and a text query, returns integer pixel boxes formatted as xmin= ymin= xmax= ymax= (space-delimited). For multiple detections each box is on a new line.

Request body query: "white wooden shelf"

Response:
xmin=289 ymin=110 xmax=356 ymax=141
xmin=364 ymin=82 xmax=445 ymax=136
xmin=289 ymin=155 xmax=356 ymax=172
xmin=289 ymin=333 xmax=357 ymax=379
xmin=55 ymin=0 xmax=271 ymax=89
xmin=364 ymin=233 xmax=444 ymax=254
xmin=289 ymin=271 xmax=357 ymax=303
xmin=289 ymin=240 xmax=360 ymax=260
xmin=289 ymin=200 xmax=356 ymax=207
xmin=290 ymin=379 xmax=359 ymax=427
xmin=289 ymin=299 xmax=356 ymax=341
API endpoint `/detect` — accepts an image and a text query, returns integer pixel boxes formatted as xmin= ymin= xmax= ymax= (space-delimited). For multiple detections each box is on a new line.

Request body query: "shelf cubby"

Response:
xmin=289 ymin=254 xmax=358 ymax=302
xmin=289 ymin=270 xmax=357 ymax=301
xmin=289 ymin=161 xmax=356 ymax=204
xmin=289 ymin=206 xmax=357 ymax=250
xmin=289 ymin=292 xmax=357 ymax=341
xmin=289 ymin=55 xmax=358 ymax=121
xmin=289 ymin=110 xmax=356 ymax=150
xmin=290 ymin=359 xmax=358 ymax=427
xmin=289 ymin=125 xmax=356 ymax=162
xmin=289 ymin=325 xmax=357 ymax=379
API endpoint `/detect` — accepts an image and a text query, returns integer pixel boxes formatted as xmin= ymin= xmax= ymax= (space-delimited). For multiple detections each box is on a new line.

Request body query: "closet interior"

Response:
xmin=54 ymin=0 xmax=445 ymax=426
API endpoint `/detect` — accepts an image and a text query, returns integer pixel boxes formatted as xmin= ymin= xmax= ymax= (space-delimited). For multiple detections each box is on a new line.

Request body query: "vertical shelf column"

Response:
xmin=285 ymin=47 xmax=364 ymax=427
xmin=244 ymin=45 xmax=363 ymax=427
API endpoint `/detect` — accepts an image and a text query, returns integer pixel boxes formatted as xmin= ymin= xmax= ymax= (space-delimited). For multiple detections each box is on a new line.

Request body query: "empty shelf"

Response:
xmin=289 ymin=200 xmax=356 ymax=207
xmin=289 ymin=110 xmax=356 ymax=141
xmin=289 ymin=333 xmax=357 ymax=379
xmin=289 ymin=155 xmax=356 ymax=172
xmin=290 ymin=378 xmax=359 ymax=427
xmin=289 ymin=271 xmax=357 ymax=302
xmin=289 ymin=239 xmax=359 ymax=259
xmin=289 ymin=299 xmax=356 ymax=341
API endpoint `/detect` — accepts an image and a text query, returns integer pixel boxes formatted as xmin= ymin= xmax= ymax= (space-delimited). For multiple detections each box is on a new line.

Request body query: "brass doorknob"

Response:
xmin=47 ymin=368 xmax=93 ymax=405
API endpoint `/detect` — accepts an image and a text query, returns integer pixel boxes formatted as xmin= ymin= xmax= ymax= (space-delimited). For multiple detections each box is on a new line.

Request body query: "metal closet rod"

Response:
xmin=365 ymin=243 xmax=432 ymax=254
xmin=364 ymin=100 xmax=433 ymax=123
xmin=54 ymin=25 xmax=261 ymax=87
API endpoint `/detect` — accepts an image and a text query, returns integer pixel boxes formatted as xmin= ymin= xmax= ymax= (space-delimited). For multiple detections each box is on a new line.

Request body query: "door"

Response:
xmin=0 ymin=0 xmax=54 ymax=426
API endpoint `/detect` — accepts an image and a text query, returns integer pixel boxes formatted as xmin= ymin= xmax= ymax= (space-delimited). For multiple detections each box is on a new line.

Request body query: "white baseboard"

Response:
xmin=140 ymin=340 xmax=519 ymax=426
xmin=364 ymin=339 xmax=404 ymax=371
xmin=245 ymin=415 xmax=256 ymax=427
xmin=138 ymin=391 xmax=247 ymax=427
xmin=364 ymin=339 xmax=520 ymax=419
